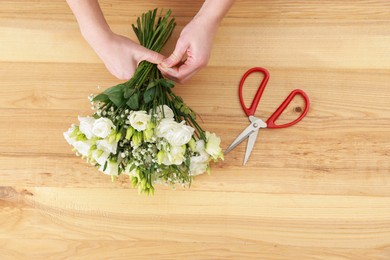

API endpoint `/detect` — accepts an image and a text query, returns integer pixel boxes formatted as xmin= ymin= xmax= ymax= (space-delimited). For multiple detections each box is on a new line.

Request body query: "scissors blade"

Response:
xmin=225 ymin=124 xmax=255 ymax=154
xmin=243 ymin=129 xmax=259 ymax=165
xmin=225 ymin=118 xmax=266 ymax=154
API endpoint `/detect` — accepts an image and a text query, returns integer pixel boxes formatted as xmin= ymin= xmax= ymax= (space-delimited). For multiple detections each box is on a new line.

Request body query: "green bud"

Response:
xmin=126 ymin=127 xmax=134 ymax=140
xmin=157 ymin=150 xmax=165 ymax=164
xmin=131 ymin=176 xmax=138 ymax=188
xmin=146 ymin=121 xmax=155 ymax=130
xmin=115 ymin=132 xmax=122 ymax=142
xmin=143 ymin=129 xmax=154 ymax=141
xmin=108 ymin=129 xmax=117 ymax=143
xmin=132 ymin=133 xmax=140 ymax=147
xmin=188 ymin=138 xmax=196 ymax=152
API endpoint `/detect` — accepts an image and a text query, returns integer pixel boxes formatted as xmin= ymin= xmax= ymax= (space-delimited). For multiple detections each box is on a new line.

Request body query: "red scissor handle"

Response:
xmin=238 ymin=67 xmax=270 ymax=117
xmin=266 ymin=89 xmax=310 ymax=128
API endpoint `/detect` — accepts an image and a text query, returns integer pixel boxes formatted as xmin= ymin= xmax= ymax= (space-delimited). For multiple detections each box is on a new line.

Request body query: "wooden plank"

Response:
xmin=1 ymin=0 xmax=390 ymax=258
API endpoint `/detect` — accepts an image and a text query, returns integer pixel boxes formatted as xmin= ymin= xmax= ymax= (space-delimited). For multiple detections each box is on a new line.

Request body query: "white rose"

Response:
xmin=99 ymin=160 xmax=119 ymax=176
xmin=73 ymin=140 xmax=92 ymax=157
xmin=154 ymin=105 xmax=174 ymax=120
xmin=63 ymin=125 xmax=77 ymax=146
xmin=129 ymin=111 xmax=151 ymax=131
xmin=92 ymin=118 xmax=115 ymax=138
xmin=205 ymin=132 xmax=223 ymax=160
xmin=92 ymin=150 xmax=110 ymax=166
xmin=78 ymin=116 xmax=96 ymax=139
xmin=97 ymin=139 xmax=118 ymax=154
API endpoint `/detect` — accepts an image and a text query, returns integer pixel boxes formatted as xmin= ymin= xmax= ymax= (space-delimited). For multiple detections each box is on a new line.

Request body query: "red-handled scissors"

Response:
xmin=225 ymin=67 xmax=310 ymax=165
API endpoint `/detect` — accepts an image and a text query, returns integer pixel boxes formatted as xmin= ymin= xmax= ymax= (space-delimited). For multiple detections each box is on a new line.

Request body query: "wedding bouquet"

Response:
xmin=64 ymin=9 xmax=223 ymax=195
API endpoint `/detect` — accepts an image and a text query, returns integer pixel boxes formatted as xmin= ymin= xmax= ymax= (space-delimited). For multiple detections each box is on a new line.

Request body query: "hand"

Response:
xmin=158 ymin=15 xmax=219 ymax=83
xmin=95 ymin=33 xmax=165 ymax=80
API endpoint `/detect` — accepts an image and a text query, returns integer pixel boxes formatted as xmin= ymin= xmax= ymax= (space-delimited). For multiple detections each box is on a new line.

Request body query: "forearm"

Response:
xmin=66 ymin=0 xmax=112 ymax=51
xmin=195 ymin=0 xmax=235 ymax=24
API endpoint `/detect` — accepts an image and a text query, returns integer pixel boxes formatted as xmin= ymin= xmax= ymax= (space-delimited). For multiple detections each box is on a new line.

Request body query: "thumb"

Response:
xmin=161 ymin=41 xmax=188 ymax=68
xmin=139 ymin=49 xmax=165 ymax=65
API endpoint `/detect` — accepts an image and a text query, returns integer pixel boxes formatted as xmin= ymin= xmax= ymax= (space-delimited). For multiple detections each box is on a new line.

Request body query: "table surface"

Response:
xmin=1 ymin=1 xmax=390 ymax=259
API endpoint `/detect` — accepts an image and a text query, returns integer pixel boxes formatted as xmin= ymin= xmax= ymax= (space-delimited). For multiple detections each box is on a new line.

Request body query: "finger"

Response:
xmin=138 ymin=48 xmax=166 ymax=66
xmin=161 ymin=41 xmax=188 ymax=68
xmin=158 ymin=60 xmax=200 ymax=83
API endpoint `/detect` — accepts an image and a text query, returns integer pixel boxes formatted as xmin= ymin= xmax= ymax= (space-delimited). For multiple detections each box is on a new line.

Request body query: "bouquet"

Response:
xmin=64 ymin=9 xmax=223 ymax=195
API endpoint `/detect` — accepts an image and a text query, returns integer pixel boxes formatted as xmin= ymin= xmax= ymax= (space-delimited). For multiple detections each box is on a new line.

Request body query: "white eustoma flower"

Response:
xmin=157 ymin=119 xmax=194 ymax=146
xmin=92 ymin=117 xmax=115 ymax=138
xmin=129 ymin=111 xmax=151 ymax=131
xmin=189 ymin=140 xmax=210 ymax=176
xmin=92 ymin=150 xmax=110 ymax=166
xmin=97 ymin=139 xmax=118 ymax=154
xmin=99 ymin=160 xmax=119 ymax=176
xmin=155 ymin=105 xmax=174 ymax=120
xmin=78 ymin=116 xmax=96 ymax=139
xmin=63 ymin=125 xmax=77 ymax=146
xmin=205 ymin=132 xmax=223 ymax=160
xmin=73 ymin=140 xmax=92 ymax=157
xmin=189 ymin=160 xmax=208 ymax=176
xmin=160 ymin=145 xmax=186 ymax=166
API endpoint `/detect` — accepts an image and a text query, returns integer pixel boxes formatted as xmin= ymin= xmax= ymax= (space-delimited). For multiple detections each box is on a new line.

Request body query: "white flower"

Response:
xmin=154 ymin=105 xmax=174 ymax=120
xmin=97 ymin=139 xmax=118 ymax=154
xmin=92 ymin=117 xmax=115 ymax=138
xmin=64 ymin=125 xmax=77 ymax=146
xmin=160 ymin=145 xmax=186 ymax=166
xmin=99 ymin=160 xmax=119 ymax=176
xmin=73 ymin=140 xmax=92 ymax=157
xmin=156 ymin=119 xmax=194 ymax=146
xmin=189 ymin=140 xmax=210 ymax=176
xmin=92 ymin=150 xmax=110 ymax=166
xmin=78 ymin=116 xmax=96 ymax=139
xmin=189 ymin=160 xmax=208 ymax=176
xmin=128 ymin=111 xmax=151 ymax=131
xmin=205 ymin=132 xmax=223 ymax=160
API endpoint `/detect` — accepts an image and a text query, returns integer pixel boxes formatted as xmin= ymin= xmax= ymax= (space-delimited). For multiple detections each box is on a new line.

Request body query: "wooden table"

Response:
xmin=1 ymin=1 xmax=390 ymax=259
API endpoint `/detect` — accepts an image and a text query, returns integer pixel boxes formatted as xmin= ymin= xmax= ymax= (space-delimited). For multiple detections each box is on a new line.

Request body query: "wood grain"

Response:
xmin=1 ymin=0 xmax=390 ymax=259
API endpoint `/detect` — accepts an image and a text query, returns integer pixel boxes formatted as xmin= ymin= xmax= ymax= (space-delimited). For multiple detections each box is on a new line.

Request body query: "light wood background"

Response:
xmin=1 ymin=0 xmax=390 ymax=259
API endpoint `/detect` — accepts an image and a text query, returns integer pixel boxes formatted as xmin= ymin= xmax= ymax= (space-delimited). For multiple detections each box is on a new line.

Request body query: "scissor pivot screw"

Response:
xmin=253 ymin=123 xmax=258 ymax=128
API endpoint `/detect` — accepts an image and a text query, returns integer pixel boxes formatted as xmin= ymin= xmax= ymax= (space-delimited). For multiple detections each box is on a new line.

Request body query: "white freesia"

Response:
xmin=99 ymin=160 xmax=119 ymax=176
xmin=205 ymin=132 xmax=223 ymax=160
xmin=92 ymin=117 xmax=115 ymax=138
xmin=129 ymin=111 xmax=151 ymax=131
xmin=78 ymin=116 xmax=96 ymax=139
xmin=97 ymin=139 xmax=118 ymax=154
xmin=92 ymin=150 xmax=110 ymax=166
xmin=73 ymin=140 xmax=92 ymax=157
xmin=157 ymin=119 xmax=194 ymax=146
xmin=63 ymin=125 xmax=77 ymax=146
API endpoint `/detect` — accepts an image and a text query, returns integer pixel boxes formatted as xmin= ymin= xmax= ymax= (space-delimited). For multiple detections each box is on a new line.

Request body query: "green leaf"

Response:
xmin=146 ymin=80 xmax=157 ymax=90
xmin=106 ymin=87 xmax=125 ymax=107
xmin=143 ymin=87 xmax=156 ymax=104
xmin=127 ymin=92 xmax=139 ymax=110
xmin=159 ymin=79 xmax=175 ymax=89
xmin=92 ymin=93 xmax=109 ymax=103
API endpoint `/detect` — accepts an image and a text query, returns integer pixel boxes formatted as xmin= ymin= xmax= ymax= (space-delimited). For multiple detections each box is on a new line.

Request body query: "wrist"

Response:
xmin=195 ymin=0 xmax=235 ymax=25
